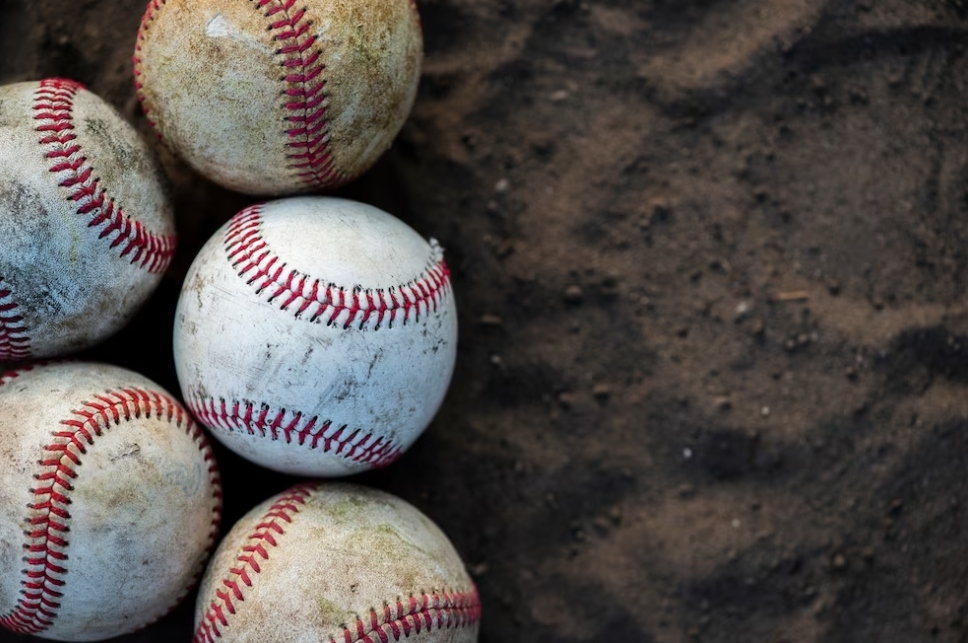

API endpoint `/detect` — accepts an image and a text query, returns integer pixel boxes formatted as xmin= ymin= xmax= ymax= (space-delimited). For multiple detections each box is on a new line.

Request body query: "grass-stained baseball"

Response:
xmin=133 ymin=0 xmax=423 ymax=195
xmin=0 ymin=362 xmax=221 ymax=642
xmin=193 ymin=483 xmax=480 ymax=643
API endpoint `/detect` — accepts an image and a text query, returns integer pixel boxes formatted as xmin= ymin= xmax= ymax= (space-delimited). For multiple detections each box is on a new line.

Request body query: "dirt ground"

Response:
xmin=6 ymin=0 xmax=968 ymax=641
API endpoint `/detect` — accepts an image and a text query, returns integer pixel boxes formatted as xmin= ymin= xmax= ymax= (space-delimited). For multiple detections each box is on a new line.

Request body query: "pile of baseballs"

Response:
xmin=0 ymin=1 xmax=480 ymax=642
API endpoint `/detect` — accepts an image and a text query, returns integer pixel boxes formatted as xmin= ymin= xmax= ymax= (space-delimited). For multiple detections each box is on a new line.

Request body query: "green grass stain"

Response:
xmin=315 ymin=596 xmax=348 ymax=628
xmin=326 ymin=496 xmax=368 ymax=520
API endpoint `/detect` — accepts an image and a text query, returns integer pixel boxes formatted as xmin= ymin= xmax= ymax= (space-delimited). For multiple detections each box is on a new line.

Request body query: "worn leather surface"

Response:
xmin=194 ymin=483 xmax=478 ymax=643
xmin=0 ymin=362 xmax=220 ymax=641
xmin=0 ymin=80 xmax=174 ymax=360
xmin=174 ymin=197 xmax=457 ymax=476
xmin=135 ymin=0 xmax=422 ymax=195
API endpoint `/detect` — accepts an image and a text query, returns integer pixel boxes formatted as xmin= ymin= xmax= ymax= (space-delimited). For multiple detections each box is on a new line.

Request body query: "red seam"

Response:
xmin=133 ymin=0 xmax=343 ymax=189
xmin=192 ymin=484 xmax=480 ymax=643
xmin=185 ymin=395 xmax=403 ymax=469
xmin=0 ymin=362 xmax=45 ymax=388
xmin=261 ymin=0 xmax=343 ymax=189
xmin=0 ymin=277 xmax=31 ymax=362
xmin=133 ymin=0 xmax=168 ymax=137
xmin=192 ymin=484 xmax=314 ymax=643
xmin=34 ymin=79 xmax=176 ymax=274
xmin=223 ymin=203 xmax=451 ymax=331
xmin=0 ymin=387 xmax=222 ymax=636
xmin=330 ymin=587 xmax=481 ymax=643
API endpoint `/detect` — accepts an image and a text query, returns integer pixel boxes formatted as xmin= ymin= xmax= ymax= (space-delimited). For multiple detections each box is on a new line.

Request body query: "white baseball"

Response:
xmin=193 ymin=482 xmax=480 ymax=643
xmin=133 ymin=0 xmax=423 ymax=195
xmin=0 ymin=361 xmax=222 ymax=642
xmin=0 ymin=79 xmax=175 ymax=362
xmin=174 ymin=197 xmax=457 ymax=476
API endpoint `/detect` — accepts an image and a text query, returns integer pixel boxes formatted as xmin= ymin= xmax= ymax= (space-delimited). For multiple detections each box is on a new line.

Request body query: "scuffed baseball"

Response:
xmin=174 ymin=197 xmax=457 ymax=476
xmin=0 ymin=79 xmax=176 ymax=362
xmin=134 ymin=0 xmax=423 ymax=195
xmin=0 ymin=361 xmax=222 ymax=642
xmin=194 ymin=483 xmax=480 ymax=643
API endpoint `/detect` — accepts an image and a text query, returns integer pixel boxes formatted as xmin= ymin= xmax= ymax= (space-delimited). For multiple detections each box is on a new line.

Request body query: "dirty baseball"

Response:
xmin=0 ymin=79 xmax=175 ymax=363
xmin=174 ymin=196 xmax=457 ymax=476
xmin=0 ymin=361 xmax=221 ymax=642
xmin=194 ymin=482 xmax=480 ymax=643
xmin=134 ymin=0 xmax=423 ymax=195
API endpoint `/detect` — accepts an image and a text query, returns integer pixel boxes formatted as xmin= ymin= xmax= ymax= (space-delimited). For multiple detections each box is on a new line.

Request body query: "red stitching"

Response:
xmin=133 ymin=0 xmax=167 ymax=137
xmin=134 ymin=0 xmax=343 ymax=189
xmin=223 ymin=203 xmax=451 ymax=331
xmin=0 ymin=277 xmax=30 ymax=362
xmin=186 ymin=395 xmax=403 ymax=469
xmin=0 ymin=362 xmax=52 ymax=388
xmin=192 ymin=484 xmax=480 ymax=643
xmin=332 ymin=588 xmax=481 ymax=643
xmin=34 ymin=79 xmax=175 ymax=274
xmin=259 ymin=0 xmax=341 ymax=189
xmin=0 ymin=387 xmax=222 ymax=636
xmin=193 ymin=484 xmax=313 ymax=643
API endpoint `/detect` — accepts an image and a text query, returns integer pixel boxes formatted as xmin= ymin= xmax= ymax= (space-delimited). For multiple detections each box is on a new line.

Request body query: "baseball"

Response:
xmin=0 ymin=78 xmax=175 ymax=363
xmin=194 ymin=482 xmax=480 ymax=643
xmin=174 ymin=196 xmax=457 ymax=476
xmin=133 ymin=0 xmax=423 ymax=195
xmin=0 ymin=361 xmax=222 ymax=642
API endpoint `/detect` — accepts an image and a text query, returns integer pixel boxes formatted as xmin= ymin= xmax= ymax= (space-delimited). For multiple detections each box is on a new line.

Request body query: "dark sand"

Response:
xmin=5 ymin=1 xmax=968 ymax=641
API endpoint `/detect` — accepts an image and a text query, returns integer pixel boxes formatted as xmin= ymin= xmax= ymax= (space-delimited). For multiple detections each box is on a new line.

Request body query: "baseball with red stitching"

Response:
xmin=0 ymin=361 xmax=222 ymax=641
xmin=133 ymin=0 xmax=423 ymax=195
xmin=0 ymin=79 xmax=176 ymax=364
xmin=174 ymin=196 xmax=457 ymax=476
xmin=193 ymin=482 xmax=480 ymax=643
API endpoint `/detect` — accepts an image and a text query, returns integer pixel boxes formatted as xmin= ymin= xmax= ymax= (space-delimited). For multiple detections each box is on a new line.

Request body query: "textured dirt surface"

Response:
xmin=5 ymin=0 xmax=968 ymax=641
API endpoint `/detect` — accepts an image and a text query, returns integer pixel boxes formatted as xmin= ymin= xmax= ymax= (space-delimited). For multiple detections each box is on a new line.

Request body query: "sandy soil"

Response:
xmin=6 ymin=0 xmax=968 ymax=641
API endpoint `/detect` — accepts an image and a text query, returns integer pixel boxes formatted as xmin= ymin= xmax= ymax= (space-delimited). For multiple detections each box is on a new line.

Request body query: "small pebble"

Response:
xmin=592 ymin=383 xmax=612 ymax=400
xmin=479 ymin=314 xmax=503 ymax=327
xmin=494 ymin=178 xmax=510 ymax=193
xmin=557 ymin=391 xmax=578 ymax=409
xmin=564 ymin=285 xmax=583 ymax=303
xmin=734 ymin=301 xmax=752 ymax=321
xmin=650 ymin=197 xmax=672 ymax=220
